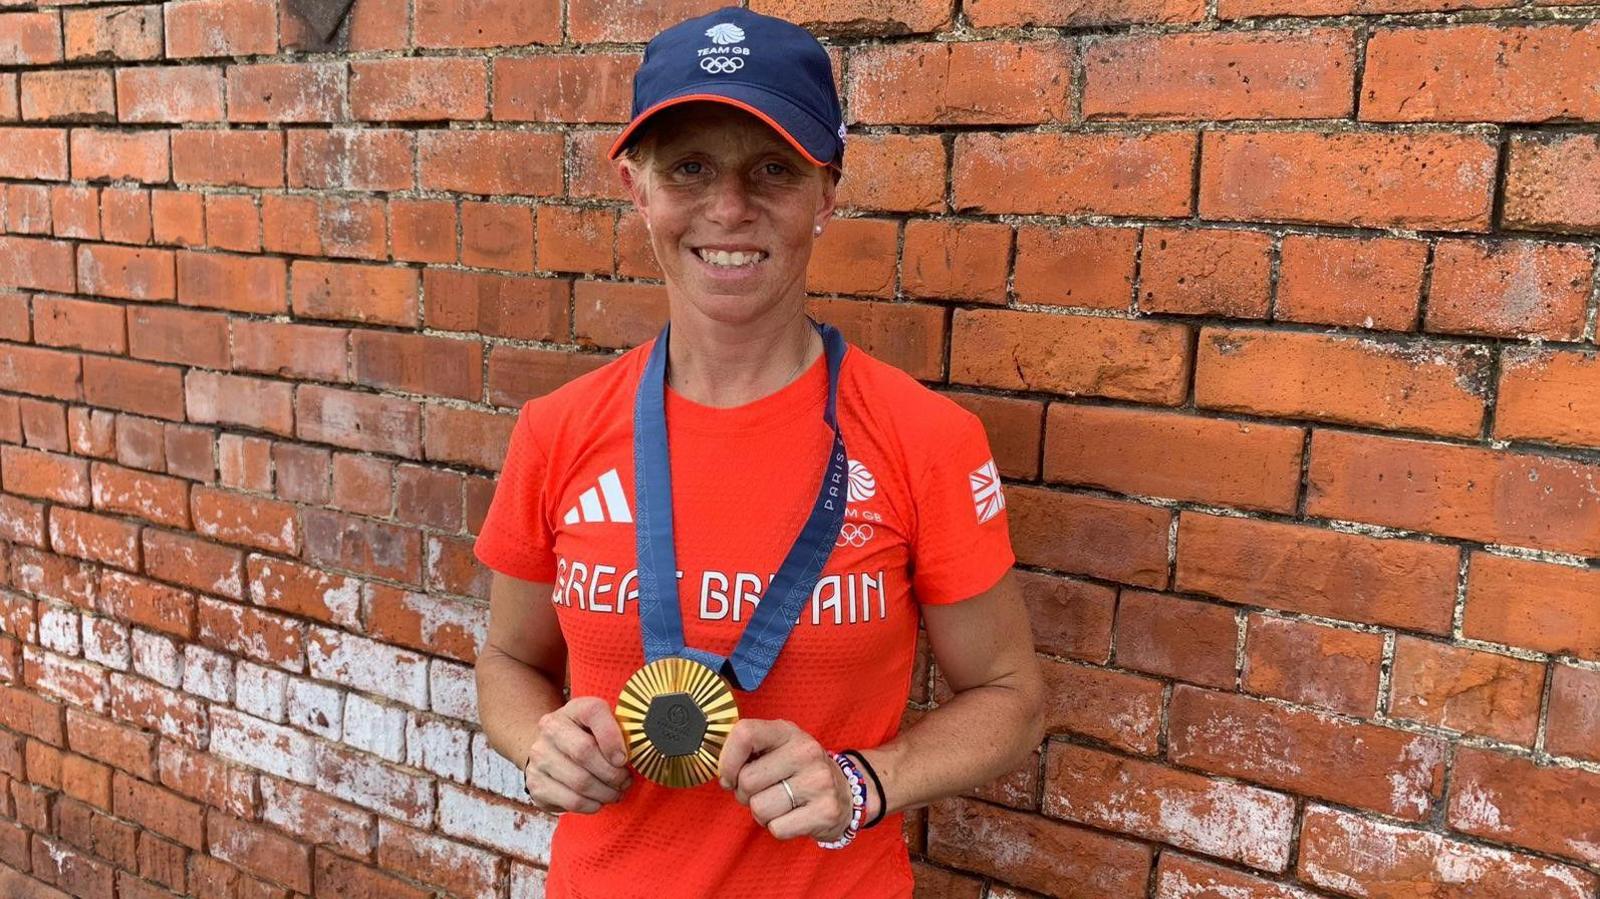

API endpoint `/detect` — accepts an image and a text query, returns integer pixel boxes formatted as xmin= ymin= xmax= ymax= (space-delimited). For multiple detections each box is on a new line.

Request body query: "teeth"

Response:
xmin=696 ymin=248 xmax=766 ymax=267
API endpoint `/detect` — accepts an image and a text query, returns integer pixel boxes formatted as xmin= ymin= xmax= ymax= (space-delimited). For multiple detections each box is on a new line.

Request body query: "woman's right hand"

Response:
xmin=523 ymin=696 xmax=634 ymax=814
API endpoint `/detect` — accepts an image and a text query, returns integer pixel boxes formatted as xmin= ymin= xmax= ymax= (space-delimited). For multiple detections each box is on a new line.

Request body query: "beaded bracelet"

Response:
xmin=817 ymin=752 xmax=866 ymax=850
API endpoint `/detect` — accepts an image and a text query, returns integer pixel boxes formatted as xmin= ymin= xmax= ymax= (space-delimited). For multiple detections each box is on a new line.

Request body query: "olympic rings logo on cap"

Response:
xmin=700 ymin=56 xmax=744 ymax=74
xmin=836 ymin=524 xmax=874 ymax=548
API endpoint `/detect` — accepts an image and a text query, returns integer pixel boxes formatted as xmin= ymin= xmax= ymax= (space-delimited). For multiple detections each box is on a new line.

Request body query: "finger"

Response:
xmin=529 ymin=778 xmax=601 ymax=814
xmin=545 ymin=715 xmax=630 ymax=790
xmin=767 ymin=801 xmax=839 ymax=842
xmin=717 ymin=719 xmax=795 ymax=789
xmin=732 ymin=743 xmax=809 ymax=805
xmin=534 ymin=751 xmax=625 ymax=805
xmin=749 ymin=781 xmax=800 ymax=826
xmin=568 ymin=697 xmax=629 ymax=768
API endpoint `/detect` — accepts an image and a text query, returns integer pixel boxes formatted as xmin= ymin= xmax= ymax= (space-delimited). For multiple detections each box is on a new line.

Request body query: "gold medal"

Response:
xmin=615 ymin=657 xmax=740 ymax=788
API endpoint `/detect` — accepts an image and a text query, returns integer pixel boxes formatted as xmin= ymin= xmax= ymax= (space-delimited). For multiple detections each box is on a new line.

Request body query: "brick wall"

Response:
xmin=1 ymin=0 xmax=1599 ymax=897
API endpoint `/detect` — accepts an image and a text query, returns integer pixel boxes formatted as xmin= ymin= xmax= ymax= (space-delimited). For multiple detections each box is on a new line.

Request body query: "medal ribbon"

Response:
xmin=632 ymin=319 xmax=849 ymax=692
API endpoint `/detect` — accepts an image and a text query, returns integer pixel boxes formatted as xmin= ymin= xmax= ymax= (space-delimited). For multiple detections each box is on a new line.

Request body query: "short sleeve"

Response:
xmin=909 ymin=410 xmax=1016 ymax=605
xmin=473 ymin=402 xmax=559 ymax=583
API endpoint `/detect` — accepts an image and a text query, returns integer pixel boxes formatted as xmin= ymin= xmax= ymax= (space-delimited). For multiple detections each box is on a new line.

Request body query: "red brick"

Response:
xmin=8 ymin=182 xmax=55 ymax=233
xmin=198 ymin=193 xmax=255 ymax=252
xmin=312 ymin=848 xmax=429 ymax=899
xmin=302 ymin=507 xmax=424 ymax=585
xmin=1085 ymin=28 xmax=1354 ymax=120
xmin=351 ymin=330 xmax=483 ymax=401
xmin=461 ymin=201 xmax=533 ymax=271
xmin=1548 ymin=664 xmax=1600 ymax=763
xmin=571 ymin=281 xmax=666 ymax=350
xmin=1140 ymin=227 xmax=1271 ymax=317
xmin=290 ymin=260 xmax=418 ymax=327
xmin=902 ymin=220 xmax=1011 ymax=303
xmin=65 ymin=709 xmax=155 ymax=780
xmin=1363 ymin=23 xmax=1600 ymax=123
xmin=1115 ymin=590 xmax=1238 ymax=688
xmin=152 ymin=190 xmax=205 ymax=246
xmin=1199 ymin=130 xmax=1497 ymax=230
xmin=1155 ymin=854 xmax=1318 ymax=899
xmin=89 ymin=461 xmax=191 ymax=530
xmin=1425 ymin=239 xmax=1592 ymax=340
xmin=281 ymin=0 xmax=406 ymax=51
xmin=165 ymin=0 xmax=275 ymax=57
xmin=226 ymin=61 xmax=344 ymax=123
xmin=295 ymin=384 xmax=422 ymax=457
xmin=316 ymin=196 xmax=385 ymax=260
xmin=245 ymin=556 xmax=361 ymax=629
xmin=928 ymin=797 xmax=1151 ymax=898
xmin=172 ymin=130 xmax=284 ymax=188
xmin=419 ymin=406 xmax=512 ymax=473
xmin=21 ymin=69 xmax=115 ymax=122
xmin=64 ymin=6 xmax=163 ymax=61
xmin=805 ymin=217 xmax=898 ymax=298
xmin=31 ymin=836 xmax=114 ymax=899
xmin=1308 ymin=431 xmax=1600 ymax=556
xmin=100 ymin=188 xmax=152 ymax=244
xmin=753 ymin=0 xmax=952 ymax=33
xmin=1388 ymin=636 xmax=1543 ymax=745
xmin=535 ymin=205 xmax=614 ymax=275
xmin=259 ymin=776 xmax=370 ymax=858
xmin=1017 ymin=571 xmax=1114 ymax=663
xmin=1243 ymin=614 xmax=1382 ymax=718
xmin=1013 ymin=225 xmax=1136 ymax=310
xmin=0 ymin=126 xmax=68 ymax=180
xmin=424 ymin=269 xmax=569 ymax=342
xmin=140 ymin=528 xmax=245 ymax=601
xmin=227 ymin=319 xmax=345 ymax=384
xmin=177 ymin=250 xmax=288 ymax=315
xmin=834 ymin=134 xmax=945 ymax=213
xmin=1195 ymin=327 xmax=1489 ymax=438
xmin=1449 ymin=747 xmax=1600 ymax=868
xmin=197 ymin=597 xmax=304 ymax=672
xmin=492 ymin=53 xmax=634 ymax=123
xmin=568 ymin=0 xmax=725 ymax=41
xmin=1495 ymin=348 xmax=1600 ymax=451
xmin=113 ymin=772 xmax=203 ymax=850
xmin=32 ymin=294 xmax=124 ymax=354
xmin=190 ymin=486 xmax=300 ymax=555
xmin=1276 ymin=233 xmax=1426 ymax=330
xmin=390 ymin=198 xmax=455 ymax=264
xmin=945 ymin=391 xmax=1041 ymax=480
xmin=849 ymin=41 xmax=1071 ymax=125
xmin=951 ymin=308 xmax=1191 ymax=404
xmin=1008 ymin=486 xmax=1170 ymax=589
xmin=115 ymin=66 xmax=225 ymax=123
xmin=414 ymin=0 xmax=559 ymax=48
xmin=0 ymin=684 xmax=64 ymax=744
xmin=108 ymin=673 xmax=208 ymax=748
xmin=49 ymin=507 xmax=142 ymax=569
xmin=1464 ymin=552 xmax=1600 ymax=660
xmin=1224 ymin=0 xmax=1517 ymax=13
xmin=76 ymin=243 xmax=173 ymax=300
xmin=128 ymin=304 xmax=228 ymax=369
xmin=0 ymin=11 xmax=63 ymax=65
xmin=967 ymin=0 xmax=1201 ymax=26
xmin=2 ymin=444 xmax=90 ymax=505
xmin=288 ymin=128 xmax=414 ymax=191
xmin=1299 ymin=803 xmax=1595 ymax=899
xmin=208 ymin=814 xmax=311 ymax=893
xmin=50 ymin=185 xmax=100 ymax=239
xmin=0 ymin=235 xmax=77 ymax=293
xmin=57 ymin=795 xmax=135 ymax=863
xmin=351 ymin=58 xmax=487 ymax=121
xmin=159 ymin=742 xmax=254 ymax=818
xmin=418 ymin=130 xmax=562 ymax=196
xmin=954 ymin=131 xmax=1196 ymax=216
xmin=1212 ymin=573 xmax=1347 ymax=675
xmin=1046 ymin=743 xmax=1294 ymax=871
xmin=1045 ymin=403 xmax=1304 ymax=512
xmin=1170 ymin=686 xmax=1446 ymax=819
xmin=615 ymin=211 xmax=659 ymax=278
xmin=0 ymin=73 xmax=13 ymax=121
xmin=487 ymin=345 xmax=612 ymax=406
xmin=1504 ymin=132 xmax=1600 ymax=233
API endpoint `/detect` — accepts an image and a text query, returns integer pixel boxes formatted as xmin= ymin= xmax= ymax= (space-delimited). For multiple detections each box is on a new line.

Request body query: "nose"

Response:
xmin=703 ymin=171 xmax=756 ymax=228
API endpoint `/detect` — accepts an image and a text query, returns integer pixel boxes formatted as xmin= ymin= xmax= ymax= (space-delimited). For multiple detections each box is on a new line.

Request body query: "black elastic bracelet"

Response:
xmin=844 ymin=750 xmax=888 ymax=829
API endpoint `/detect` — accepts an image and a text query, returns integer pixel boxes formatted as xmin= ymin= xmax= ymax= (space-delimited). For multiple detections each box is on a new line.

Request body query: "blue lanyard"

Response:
xmin=631 ymin=319 xmax=849 ymax=691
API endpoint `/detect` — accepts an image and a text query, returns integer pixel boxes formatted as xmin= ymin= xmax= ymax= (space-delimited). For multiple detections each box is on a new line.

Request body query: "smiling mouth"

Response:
xmin=694 ymin=248 xmax=768 ymax=268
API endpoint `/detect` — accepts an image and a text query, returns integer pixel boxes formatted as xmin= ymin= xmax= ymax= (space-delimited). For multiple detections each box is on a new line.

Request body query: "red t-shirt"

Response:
xmin=473 ymin=335 xmax=1015 ymax=899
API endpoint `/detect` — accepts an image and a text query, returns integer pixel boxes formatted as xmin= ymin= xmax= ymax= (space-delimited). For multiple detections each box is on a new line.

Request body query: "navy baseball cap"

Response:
xmin=608 ymin=6 xmax=845 ymax=169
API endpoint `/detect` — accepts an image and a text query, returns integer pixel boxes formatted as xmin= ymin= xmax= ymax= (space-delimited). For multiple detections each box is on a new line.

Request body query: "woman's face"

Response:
xmin=619 ymin=102 xmax=837 ymax=326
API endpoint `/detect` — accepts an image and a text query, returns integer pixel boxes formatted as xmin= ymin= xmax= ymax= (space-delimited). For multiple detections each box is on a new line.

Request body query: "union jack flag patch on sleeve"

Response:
xmin=969 ymin=459 xmax=1005 ymax=524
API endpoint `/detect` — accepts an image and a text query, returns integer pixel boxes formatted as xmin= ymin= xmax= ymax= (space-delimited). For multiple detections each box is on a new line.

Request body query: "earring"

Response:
xmin=813 ymin=225 xmax=823 ymax=236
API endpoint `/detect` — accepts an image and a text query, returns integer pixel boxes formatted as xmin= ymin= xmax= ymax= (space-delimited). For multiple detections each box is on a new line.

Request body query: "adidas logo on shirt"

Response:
xmin=563 ymin=468 xmax=633 ymax=525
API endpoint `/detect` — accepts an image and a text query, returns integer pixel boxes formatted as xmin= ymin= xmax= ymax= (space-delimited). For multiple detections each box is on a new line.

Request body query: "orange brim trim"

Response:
xmin=607 ymin=93 xmax=830 ymax=167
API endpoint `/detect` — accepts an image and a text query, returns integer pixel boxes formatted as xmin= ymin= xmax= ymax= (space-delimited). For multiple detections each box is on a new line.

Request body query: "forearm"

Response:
xmin=475 ymin=645 xmax=568 ymax=766
xmin=858 ymin=676 xmax=1043 ymax=822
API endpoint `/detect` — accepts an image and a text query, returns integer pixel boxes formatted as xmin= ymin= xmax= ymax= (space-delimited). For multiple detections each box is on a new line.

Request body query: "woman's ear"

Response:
xmin=814 ymin=168 xmax=839 ymax=233
xmin=618 ymin=158 xmax=650 ymax=222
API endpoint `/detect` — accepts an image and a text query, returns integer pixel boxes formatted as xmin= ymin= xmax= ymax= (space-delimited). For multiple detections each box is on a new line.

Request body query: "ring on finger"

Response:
xmin=779 ymin=777 xmax=799 ymax=812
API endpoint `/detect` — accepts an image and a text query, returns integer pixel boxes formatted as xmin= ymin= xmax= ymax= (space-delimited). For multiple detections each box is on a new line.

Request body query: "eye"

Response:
xmin=676 ymin=161 xmax=705 ymax=176
xmin=763 ymin=162 xmax=792 ymax=177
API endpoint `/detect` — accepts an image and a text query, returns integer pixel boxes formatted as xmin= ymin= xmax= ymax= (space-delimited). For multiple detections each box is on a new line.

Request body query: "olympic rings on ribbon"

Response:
xmin=699 ymin=56 xmax=745 ymax=74
xmin=836 ymin=524 xmax=874 ymax=548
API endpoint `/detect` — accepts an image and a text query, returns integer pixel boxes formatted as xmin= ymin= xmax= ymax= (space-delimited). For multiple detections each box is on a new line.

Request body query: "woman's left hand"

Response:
xmin=717 ymin=719 xmax=853 ymax=841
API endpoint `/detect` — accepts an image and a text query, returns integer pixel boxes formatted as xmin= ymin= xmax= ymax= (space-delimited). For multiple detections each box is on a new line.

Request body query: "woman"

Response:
xmin=472 ymin=8 xmax=1044 ymax=897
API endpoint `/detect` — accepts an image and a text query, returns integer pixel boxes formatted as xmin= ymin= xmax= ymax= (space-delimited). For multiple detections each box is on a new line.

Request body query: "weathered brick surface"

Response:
xmin=1 ymin=3 xmax=1597 ymax=896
